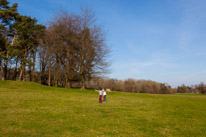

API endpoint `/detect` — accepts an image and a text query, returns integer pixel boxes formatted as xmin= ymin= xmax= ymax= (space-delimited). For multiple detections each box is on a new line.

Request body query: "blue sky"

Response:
xmin=9 ymin=0 xmax=206 ymax=87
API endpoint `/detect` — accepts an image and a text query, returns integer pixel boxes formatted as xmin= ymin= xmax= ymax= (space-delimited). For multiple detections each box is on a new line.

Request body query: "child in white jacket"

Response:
xmin=103 ymin=88 xmax=107 ymax=102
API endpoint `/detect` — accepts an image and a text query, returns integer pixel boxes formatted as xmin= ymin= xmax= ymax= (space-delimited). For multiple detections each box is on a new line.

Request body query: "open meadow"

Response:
xmin=0 ymin=81 xmax=206 ymax=137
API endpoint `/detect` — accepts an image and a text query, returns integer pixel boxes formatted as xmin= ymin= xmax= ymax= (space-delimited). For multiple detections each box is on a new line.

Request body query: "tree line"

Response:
xmin=85 ymin=78 xmax=205 ymax=94
xmin=0 ymin=0 xmax=109 ymax=89
xmin=177 ymin=83 xmax=206 ymax=94
xmin=86 ymin=78 xmax=175 ymax=94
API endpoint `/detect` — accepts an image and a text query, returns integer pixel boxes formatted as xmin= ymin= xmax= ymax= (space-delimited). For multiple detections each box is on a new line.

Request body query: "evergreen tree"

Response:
xmin=13 ymin=15 xmax=45 ymax=81
xmin=0 ymin=0 xmax=18 ymax=80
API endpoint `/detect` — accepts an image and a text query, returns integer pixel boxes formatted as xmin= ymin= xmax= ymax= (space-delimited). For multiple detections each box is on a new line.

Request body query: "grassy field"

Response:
xmin=0 ymin=81 xmax=205 ymax=137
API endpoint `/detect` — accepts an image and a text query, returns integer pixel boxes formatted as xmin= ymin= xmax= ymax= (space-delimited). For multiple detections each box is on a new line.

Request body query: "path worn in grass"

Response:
xmin=0 ymin=81 xmax=205 ymax=136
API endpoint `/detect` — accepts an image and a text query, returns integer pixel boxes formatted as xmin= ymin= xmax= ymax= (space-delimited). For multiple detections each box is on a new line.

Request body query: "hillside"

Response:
xmin=0 ymin=81 xmax=206 ymax=137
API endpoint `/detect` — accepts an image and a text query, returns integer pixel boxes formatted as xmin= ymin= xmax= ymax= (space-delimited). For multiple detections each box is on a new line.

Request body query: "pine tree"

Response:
xmin=0 ymin=0 xmax=18 ymax=80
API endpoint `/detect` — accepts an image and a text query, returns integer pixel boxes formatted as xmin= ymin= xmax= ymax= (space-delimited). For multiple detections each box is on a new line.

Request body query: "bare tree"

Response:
xmin=78 ymin=7 xmax=110 ymax=90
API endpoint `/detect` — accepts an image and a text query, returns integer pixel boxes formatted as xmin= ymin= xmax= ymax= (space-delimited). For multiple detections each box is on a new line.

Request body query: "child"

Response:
xmin=98 ymin=88 xmax=103 ymax=104
xmin=103 ymin=88 xmax=107 ymax=102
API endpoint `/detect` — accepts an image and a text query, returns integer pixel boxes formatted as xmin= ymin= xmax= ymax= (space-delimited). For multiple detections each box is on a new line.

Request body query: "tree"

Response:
xmin=0 ymin=0 xmax=18 ymax=80
xmin=13 ymin=15 xmax=45 ymax=81
xmin=196 ymin=82 xmax=206 ymax=94
xmin=41 ymin=9 xmax=109 ymax=89
xmin=51 ymin=12 xmax=80 ymax=88
xmin=78 ymin=7 xmax=110 ymax=90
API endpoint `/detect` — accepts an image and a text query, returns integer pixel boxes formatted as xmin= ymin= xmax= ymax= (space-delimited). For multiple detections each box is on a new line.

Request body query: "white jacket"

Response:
xmin=99 ymin=90 xmax=102 ymax=95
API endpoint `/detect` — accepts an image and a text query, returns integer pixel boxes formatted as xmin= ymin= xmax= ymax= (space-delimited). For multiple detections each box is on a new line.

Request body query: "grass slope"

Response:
xmin=0 ymin=81 xmax=206 ymax=137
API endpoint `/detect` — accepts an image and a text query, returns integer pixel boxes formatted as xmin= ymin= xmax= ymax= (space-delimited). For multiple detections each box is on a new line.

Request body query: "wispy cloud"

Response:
xmin=177 ymin=0 xmax=206 ymax=51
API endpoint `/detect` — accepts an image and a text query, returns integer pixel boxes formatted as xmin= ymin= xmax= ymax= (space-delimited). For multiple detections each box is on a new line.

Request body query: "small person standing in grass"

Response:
xmin=98 ymin=88 xmax=103 ymax=104
xmin=103 ymin=88 xmax=107 ymax=102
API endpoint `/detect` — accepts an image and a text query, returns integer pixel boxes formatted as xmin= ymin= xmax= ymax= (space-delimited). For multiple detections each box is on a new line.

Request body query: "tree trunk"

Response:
xmin=29 ymin=54 xmax=32 ymax=81
xmin=18 ymin=47 xmax=27 ymax=81
xmin=18 ymin=61 xmax=23 ymax=81
xmin=65 ymin=47 xmax=70 ymax=88
xmin=80 ymin=31 xmax=86 ymax=90
xmin=48 ymin=55 xmax=51 ymax=87
xmin=55 ymin=80 xmax=58 ymax=87
xmin=32 ymin=52 xmax=36 ymax=82
xmin=81 ymin=75 xmax=85 ymax=90
xmin=40 ymin=59 xmax=46 ymax=84
xmin=3 ymin=51 xmax=9 ymax=80
xmin=54 ymin=56 xmax=57 ymax=87
xmin=23 ymin=64 xmax=26 ymax=81
xmin=80 ymin=54 xmax=85 ymax=90
xmin=13 ymin=56 xmax=18 ymax=80
xmin=0 ymin=60 xmax=3 ymax=80
xmin=65 ymin=78 xmax=70 ymax=88
xmin=11 ymin=31 xmax=17 ymax=46
xmin=3 ymin=31 xmax=17 ymax=80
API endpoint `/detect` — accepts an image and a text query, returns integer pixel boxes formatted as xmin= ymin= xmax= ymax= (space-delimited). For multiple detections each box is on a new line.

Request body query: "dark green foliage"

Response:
xmin=14 ymin=15 xmax=45 ymax=63
xmin=0 ymin=0 xmax=45 ymax=81
xmin=0 ymin=0 xmax=18 ymax=26
xmin=0 ymin=0 xmax=18 ymax=80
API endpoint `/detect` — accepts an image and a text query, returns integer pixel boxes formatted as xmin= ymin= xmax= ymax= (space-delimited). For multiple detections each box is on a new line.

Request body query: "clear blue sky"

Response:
xmin=9 ymin=0 xmax=206 ymax=87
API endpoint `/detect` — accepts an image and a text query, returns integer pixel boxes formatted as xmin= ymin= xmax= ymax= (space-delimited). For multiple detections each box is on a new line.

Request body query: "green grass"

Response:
xmin=0 ymin=80 xmax=205 ymax=137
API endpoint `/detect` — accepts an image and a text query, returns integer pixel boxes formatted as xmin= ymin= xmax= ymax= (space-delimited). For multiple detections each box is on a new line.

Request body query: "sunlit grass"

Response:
xmin=0 ymin=81 xmax=205 ymax=136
